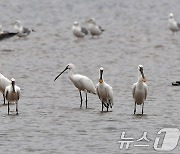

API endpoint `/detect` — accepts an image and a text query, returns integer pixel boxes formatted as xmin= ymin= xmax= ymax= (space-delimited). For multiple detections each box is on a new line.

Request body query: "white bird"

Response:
xmin=0 ymin=25 xmax=17 ymax=41
xmin=168 ymin=13 xmax=180 ymax=35
xmin=72 ymin=21 xmax=88 ymax=38
xmin=5 ymin=78 xmax=21 ymax=115
xmin=12 ymin=20 xmax=34 ymax=37
xmin=132 ymin=65 xmax=148 ymax=115
xmin=85 ymin=18 xmax=104 ymax=37
xmin=54 ymin=63 xmax=96 ymax=108
xmin=0 ymin=73 xmax=11 ymax=104
xmin=96 ymin=67 xmax=113 ymax=112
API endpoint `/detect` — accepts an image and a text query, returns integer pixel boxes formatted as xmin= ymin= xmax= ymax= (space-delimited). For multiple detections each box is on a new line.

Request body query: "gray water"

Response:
xmin=0 ymin=0 xmax=180 ymax=153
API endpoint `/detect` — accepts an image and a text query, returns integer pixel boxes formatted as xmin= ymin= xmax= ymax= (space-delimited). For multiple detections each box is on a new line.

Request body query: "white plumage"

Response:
xmin=72 ymin=21 xmax=88 ymax=38
xmin=96 ymin=67 xmax=113 ymax=111
xmin=168 ymin=13 xmax=180 ymax=35
xmin=86 ymin=18 xmax=104 ymax=37
xmin=132 ymin=65 xmax=148 ymax=114
xmin=54 ymin=63 xmax=96 ymax=108
xmin=5 ymin=78 xmax=21 ymax=115
xmin=0 ymin=73 xmax=11 ymax=104
xmin=12 ymin=20 xmax=32 ymax=37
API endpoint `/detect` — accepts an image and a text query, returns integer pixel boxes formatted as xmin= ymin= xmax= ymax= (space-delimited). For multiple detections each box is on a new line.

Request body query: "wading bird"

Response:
xmin=96 ymin=67 xmax=113 ymax=111
xmin=85 ymin=18 xmax=104 ymax=37
xmin=0 ymin=73 xmax=11 ymax=104
xmin=54 ymin=63 xmax=96 ymax=108
xmin=12 ymin=20 xmax=34 ymax=37
xmin=168 ymin=13 xmax=180 ymax=35
xmin=72 ymin=21 xmax=88 ymax=38
xmin=5 ymin=78 xmax=21 ymax=115
xmin=132 ymin=65 xmax=147 ymax=115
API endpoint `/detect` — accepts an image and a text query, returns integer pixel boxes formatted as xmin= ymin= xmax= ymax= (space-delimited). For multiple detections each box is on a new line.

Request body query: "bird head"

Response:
xmin=86 ymin=18 xmax=96 ymax=25
xmin=99 ymin=67 xmax=104 ymax=83
xmin=73 ymin=21 xmax=79 ymax=26
xmin=54 ymin=63 xmax=75 ymax=81
xmin=169 ymin=13 xmax=174 ymax=19
xmin=138 ymin=65 xmax=146 ymax=82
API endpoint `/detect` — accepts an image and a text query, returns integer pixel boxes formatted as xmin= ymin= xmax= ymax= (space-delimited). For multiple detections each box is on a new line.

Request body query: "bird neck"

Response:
xmin=68 ymin=68 xmax=75 ymax=79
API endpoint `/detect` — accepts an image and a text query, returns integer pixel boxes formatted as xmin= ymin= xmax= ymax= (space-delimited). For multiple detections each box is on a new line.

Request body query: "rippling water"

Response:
xmin=0 ymin=0 xmax=180 ymax=153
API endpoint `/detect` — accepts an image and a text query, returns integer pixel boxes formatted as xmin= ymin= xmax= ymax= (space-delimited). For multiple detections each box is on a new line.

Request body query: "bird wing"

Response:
xmin=98 ymin=25 xmax=105 ymax=32
xmin=177 ymin=23 xmax=180 ymax=29
xmin=81 ymin=27 xmax=88 ymax=35
xmin=132 ymin=83 xmax=136 ymax=99
xmin=81 ymin=76 xmax=96 ymax=94
xmin=144 ymin=84 xmax=148 ymax=100
xmin=96 ymin=84 xmax=100 ymax=99
xmin=107 ymin=85 xmax=113 ymax=106
xmin=23 ymin=27 xmax=31 ymax=34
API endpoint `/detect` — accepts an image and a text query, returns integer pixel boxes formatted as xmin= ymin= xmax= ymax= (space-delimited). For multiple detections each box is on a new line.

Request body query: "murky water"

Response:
xmin=0 ymin=0 xmax=180 ymax=153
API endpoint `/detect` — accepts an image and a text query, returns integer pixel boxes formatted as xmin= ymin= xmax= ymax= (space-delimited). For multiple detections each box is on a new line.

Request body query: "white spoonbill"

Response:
xmin=72 ymin=21 xmax=88 ymax=38
xmin=54 ymin=63 xmax=96 ymax=108
xmin=168 ymin=13 xmax=180 ymax=35
xmin=85 ymin=18 xmax=104 ymax=37
xmin=132 ymin=65 xmax=148 ymax=115
xmin=12 ymin=20 xmax=34 ymax=37
xmin=0 ymin=73 xmax=11 ymax=104
xmin=5 ymin=78 xmax=21 ymax=115
xmin=96 ymin=67 xmax=113 ymax=112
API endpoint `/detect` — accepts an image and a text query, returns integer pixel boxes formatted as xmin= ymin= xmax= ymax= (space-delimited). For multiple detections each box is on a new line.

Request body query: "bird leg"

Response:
xmin=79 ymin=91 xmax=83 ymax=108
xmin=8 ymin=102 xmax=10 ymax=115
xmin=107 ymin=104 xmax=109 ymax=112
xmin=101 ymin=101 xmax=104 ymax=111
xmin=142 ymin=102 xmax=144 ymax=115
xmin=134 ymin=102 xmax=136 ymax=114
xmin=3 ymin=94 xmax=5 ymax=105
xmin=85 ymin=92 xmax=88 ymax=109
xmin=16 ymin=102 xmax=18 ymax=115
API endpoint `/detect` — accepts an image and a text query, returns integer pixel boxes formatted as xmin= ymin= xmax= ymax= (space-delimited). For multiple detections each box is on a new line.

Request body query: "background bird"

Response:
xmin=72 ymin=21 xmax=88 ymax=39
xmin=5 ymin=78 xmax=21 ymax=115
xmin=85 ymin=18 xmax=104 ymax=38
xmin=168 ymin=13 xmax=180 ymax=35
xmin=132 ymin=65 xmax=148 ymax=115
xmin=54 ymin=63 xmax=96 ymax=108
xmin=0 ymin=73 xmax=11 ymax=104
xmin=96 ymin=67 xmax=113 ymax=112
xmin=12 ymin=20 xmax=34 ymax=37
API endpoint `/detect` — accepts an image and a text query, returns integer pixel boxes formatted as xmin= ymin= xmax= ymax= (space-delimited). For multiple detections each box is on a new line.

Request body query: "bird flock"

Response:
xmin=0 ymin=13 xmax=179 ymax=115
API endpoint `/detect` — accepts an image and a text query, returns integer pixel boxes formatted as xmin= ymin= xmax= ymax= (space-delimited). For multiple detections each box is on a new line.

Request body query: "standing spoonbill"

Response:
xmin=54 ymin=63 xmax=96 ymax=108
xmin=0 ymin=73 xmax=11 ymax=104
xmin=168 ymin=13 xmax=180 ymax=35
xmin=72 ymin=21 xmax=88 ymax=39
xmin=85 ymin=18 xmax=104 ymax=38
xmin=5 ymin=78 xmax=21 ymax=115
xmin=132 ymin=65 xmax=148 ymax=115
xmin=96 ymin=67 xmax=113 ymax=111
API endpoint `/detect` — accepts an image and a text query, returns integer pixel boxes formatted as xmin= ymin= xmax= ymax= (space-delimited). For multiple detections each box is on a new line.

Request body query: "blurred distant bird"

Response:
xmin=168 ymin=13 xmax=180 ymax=35
xmin=72 ymin=21 xmax=88 ymax=38
xmin=0 ymin=73 xmax=11 ymax=104
xmin=12 ymin=20 xmax=34 ymax=37
xmin=96 ymin=67 xmax=113 ymax=112
xmin=0 ymin=25 xmax=17 ymax=41
xmin=85 ymin=18 xmax=104 ymax=37
xmin=54 ymin=63 xmax=96 ymax=108
xmin=5 ymin=78 xmax=21 ymax=115
xmin=132 ymin=65 xmax=148 ymax=115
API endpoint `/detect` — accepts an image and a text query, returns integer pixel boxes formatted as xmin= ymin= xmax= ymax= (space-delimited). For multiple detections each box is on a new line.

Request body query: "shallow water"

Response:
xmin=0 ymin=0 xmax=180 ymax=153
